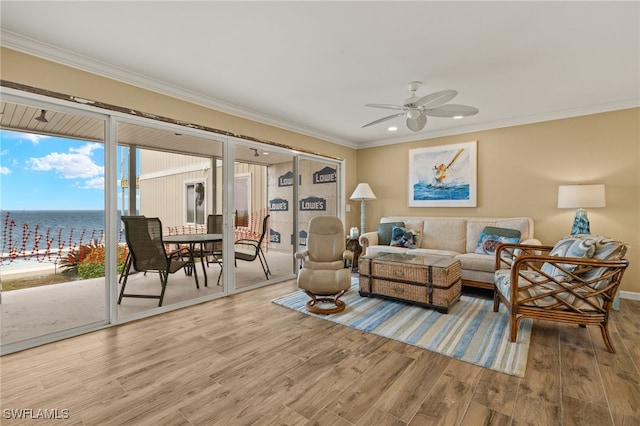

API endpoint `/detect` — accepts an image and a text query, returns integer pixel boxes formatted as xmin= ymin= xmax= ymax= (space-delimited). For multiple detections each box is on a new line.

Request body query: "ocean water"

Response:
xmin=413 ymin=183 xmax=470 ymax=201
xmin=1 ymin=210 xmax=125 ymax=264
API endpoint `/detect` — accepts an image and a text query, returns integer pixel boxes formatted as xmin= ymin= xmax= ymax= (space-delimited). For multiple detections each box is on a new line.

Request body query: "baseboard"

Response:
xmin=620 ymin=290 xmax=640 ymax=301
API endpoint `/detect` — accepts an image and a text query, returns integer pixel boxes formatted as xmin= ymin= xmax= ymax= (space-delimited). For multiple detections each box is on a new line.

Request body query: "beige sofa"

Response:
xmin=359 ymin=216 xmax=540 ymax=290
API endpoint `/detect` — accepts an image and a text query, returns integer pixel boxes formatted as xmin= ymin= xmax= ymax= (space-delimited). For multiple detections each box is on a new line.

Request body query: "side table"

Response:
xmin=345 ymin=237 xmax=362 ymax=271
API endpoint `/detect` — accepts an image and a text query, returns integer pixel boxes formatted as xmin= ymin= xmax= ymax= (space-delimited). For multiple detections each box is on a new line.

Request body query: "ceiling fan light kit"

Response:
xmin=362 ymin=81 xmax=479 ymax=132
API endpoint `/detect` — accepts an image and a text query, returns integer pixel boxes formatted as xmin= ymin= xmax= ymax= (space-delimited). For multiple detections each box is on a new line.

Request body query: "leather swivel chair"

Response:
xmin=295 ymin=216 xmax=352 ymax=314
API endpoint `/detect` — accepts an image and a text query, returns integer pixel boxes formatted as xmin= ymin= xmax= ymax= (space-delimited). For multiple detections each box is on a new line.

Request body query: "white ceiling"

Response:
xmin=1 ymin=1 xmax=639 ymax=149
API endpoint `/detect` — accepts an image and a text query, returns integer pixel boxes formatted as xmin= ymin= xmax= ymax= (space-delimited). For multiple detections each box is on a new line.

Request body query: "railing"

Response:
xmin=1 ymin=209 xmax=270 ymax=267
xmin=1 ymin=212 xmax=119 ymax=266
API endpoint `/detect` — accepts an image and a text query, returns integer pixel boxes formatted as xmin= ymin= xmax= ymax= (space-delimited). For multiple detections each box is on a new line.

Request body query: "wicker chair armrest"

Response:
xmin=512 ymin=254 xmax=628 ymax=273
xmin=495 ymin=242 xmax=554 ymax=270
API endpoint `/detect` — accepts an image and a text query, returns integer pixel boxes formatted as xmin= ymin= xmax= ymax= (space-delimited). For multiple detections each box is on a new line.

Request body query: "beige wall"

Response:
xmin=2 ymin=48 xmax=638 ymax=293
xmin=355 ymin=109 xmax=640 ymax=293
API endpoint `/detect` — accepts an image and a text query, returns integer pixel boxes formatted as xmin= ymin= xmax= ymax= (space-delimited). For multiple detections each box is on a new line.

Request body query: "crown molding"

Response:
xmin=1 ymin=30 xmax=359 ymax=150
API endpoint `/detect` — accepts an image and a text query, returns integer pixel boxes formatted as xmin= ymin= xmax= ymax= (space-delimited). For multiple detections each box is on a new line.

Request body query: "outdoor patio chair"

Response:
xmin=119 ymin=216 xmax=193 ymax=307
xmin=205 ymin=214 xmax=223 ymax=265
xmin=493 ymin=234 xmax=629 ymax=352
xmin=295 ymin=216 xmax=352 ymax=314
xmin=234 ymin=214 xmax=271 ymax=279
xmin=198 ymin=214 xmax=223 ymax=285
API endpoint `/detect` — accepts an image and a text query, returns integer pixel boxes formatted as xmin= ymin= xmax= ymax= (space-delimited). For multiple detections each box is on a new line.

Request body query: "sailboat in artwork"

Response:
xmin=432 ymin=148 xmax=464 ymax=186
xmin=414 ymin=147 xmax=470 ymax=201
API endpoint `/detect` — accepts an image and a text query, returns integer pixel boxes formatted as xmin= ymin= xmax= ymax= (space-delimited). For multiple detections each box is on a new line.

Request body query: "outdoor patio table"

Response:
xmin=163 ymin=233 xmax=223 ymax=287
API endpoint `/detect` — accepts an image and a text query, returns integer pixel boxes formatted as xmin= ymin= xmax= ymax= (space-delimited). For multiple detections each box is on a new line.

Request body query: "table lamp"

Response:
xmin=350 ymin=183 xmax=376 ymax=234
xmin=557 ymin=184 xmax=605 ymax=234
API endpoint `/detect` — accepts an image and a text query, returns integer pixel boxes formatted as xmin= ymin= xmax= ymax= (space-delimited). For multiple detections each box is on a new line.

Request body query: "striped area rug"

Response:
xmin=272 ymin=279 xmax=532 ymax=377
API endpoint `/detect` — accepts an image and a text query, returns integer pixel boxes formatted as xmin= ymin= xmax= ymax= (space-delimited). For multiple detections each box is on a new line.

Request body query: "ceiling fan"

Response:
xmin=361 ymin=81 xmax=479 ymax=132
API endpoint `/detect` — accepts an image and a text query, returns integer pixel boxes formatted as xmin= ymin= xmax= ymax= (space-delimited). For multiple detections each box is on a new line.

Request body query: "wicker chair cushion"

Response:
xmin=495 ymin=269 xmax=604 ymax=311
xmin=540 ymin=236 xmax=596 ymax=279
xmin=580 ymin=235 xmax=628 ymax=289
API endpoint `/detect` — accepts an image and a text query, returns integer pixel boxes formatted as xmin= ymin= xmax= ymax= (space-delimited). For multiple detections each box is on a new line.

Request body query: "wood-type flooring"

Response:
xmin=1 ymin=280 xmax=639 ymax=425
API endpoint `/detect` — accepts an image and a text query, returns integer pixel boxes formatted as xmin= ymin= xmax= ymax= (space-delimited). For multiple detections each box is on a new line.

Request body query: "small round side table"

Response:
xmin=345 ymin=237 xmax=362 ymax=271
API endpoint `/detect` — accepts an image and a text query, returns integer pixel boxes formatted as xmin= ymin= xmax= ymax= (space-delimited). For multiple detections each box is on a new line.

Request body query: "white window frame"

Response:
xmin=234 ymin=173 xmax=251 ymax=227
xmin=185 ymin=179 xmax=206 ymax=225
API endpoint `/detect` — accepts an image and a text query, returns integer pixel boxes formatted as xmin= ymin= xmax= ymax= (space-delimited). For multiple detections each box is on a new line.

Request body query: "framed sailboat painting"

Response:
xmin=408 ymin=141 xmax=477 ymax=207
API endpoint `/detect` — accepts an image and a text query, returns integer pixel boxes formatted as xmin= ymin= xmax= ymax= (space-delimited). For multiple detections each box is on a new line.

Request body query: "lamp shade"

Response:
xmin=557 ymin=184 xmax=605 ymax=209
xmin=350 ymin=183 xmax=376 ymax=200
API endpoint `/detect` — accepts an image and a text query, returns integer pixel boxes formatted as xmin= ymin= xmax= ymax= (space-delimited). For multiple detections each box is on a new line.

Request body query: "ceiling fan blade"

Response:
xmin=414 ymin=89 xmax=457 ymax=108
xmin=406 ymin=114 xmax=427 ymax=131
xmin=364 ymin=103 xmax=405 ymax=111
xmin=424 ymin=104 xmax=479 ymax=117
xmin=361 ymin=112 xmax=404 ymax=128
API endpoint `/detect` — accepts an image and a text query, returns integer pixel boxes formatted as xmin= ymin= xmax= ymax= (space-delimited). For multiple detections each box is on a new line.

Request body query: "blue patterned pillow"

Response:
xmin=541 ymin=235 xmax=597 ymax=279
xmin=474 ymin=227 xmax=521 ymax=256
xmin=390 ymin=226 xmax=418 ymax=249
xmin=378 ymin=222 xmax=405 ymax=245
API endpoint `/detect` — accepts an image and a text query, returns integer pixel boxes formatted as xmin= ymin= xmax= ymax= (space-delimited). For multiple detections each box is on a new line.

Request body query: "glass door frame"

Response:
xmin=0 ymin=87 xmax=347 ymax=355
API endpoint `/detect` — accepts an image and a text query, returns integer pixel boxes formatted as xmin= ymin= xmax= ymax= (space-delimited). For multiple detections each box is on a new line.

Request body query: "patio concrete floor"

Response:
xmin=1 ymin=250 xmax=295 ymax=347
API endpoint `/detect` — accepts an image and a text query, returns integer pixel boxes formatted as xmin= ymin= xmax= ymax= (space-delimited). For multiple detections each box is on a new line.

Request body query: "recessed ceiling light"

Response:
xmin=453 ymin=115 xmax=463 ymax=119
xmin=387 ymin=126 xmax=398 ymax=131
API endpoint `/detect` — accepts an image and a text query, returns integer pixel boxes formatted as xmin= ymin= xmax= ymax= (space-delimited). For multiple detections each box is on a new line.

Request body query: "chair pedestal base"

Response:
xmin=304 ymin=290 xmax=346 ymax=314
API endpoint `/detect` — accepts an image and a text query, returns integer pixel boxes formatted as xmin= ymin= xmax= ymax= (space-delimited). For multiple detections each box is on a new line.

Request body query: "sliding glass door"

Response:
xmin=297 ymin=157 xmax=341 ymax=255
xmin=0 ymin=99 xmax=109 ymax=350
xmin=231 ymin=144 xmax=297 ymax=292
xmin=115 ymin=121 xmax=225 ymax=319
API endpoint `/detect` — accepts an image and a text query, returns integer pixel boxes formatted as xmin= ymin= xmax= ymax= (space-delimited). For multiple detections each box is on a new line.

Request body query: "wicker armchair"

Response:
xmin=493 ymin=235 xmax=629 ymax=352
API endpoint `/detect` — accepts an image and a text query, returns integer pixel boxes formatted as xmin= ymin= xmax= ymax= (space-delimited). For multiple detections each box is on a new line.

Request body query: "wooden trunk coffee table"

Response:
xmin=359 ymin=252 xmax=462 ymax=313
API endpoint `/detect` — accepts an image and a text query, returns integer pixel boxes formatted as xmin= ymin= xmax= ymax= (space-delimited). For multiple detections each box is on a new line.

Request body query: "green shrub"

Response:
xmin=77 ymin=262 xmax=106 ymax=279
xmin=63 ymin=245 xmax=128 ymax=279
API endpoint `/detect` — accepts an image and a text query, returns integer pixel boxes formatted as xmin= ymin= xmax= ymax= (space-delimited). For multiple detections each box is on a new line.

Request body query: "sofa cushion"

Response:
xmin=456 ymin=252 xmax=495 ymax=273
xmin=377 ymin=221 xmax=405 ymax=245
xmin=474 ymin=227 xmax=521 ymax=256
xmin=390 ymin=226 xmax=419 ymax=249
xmin=422 ymin=218 xmax=467 ymax=252
xmin=413 ymin=248 xmax=462 ymax=257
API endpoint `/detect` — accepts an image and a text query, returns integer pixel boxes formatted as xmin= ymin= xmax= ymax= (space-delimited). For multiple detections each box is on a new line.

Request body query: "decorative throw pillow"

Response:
xmin=540 ymin=235 xmax=597 ymax=279
xmin=378 ymin=221 xmax=405 ymax=246
xmin=474 ymin=227 xmax=521 ymax=256
xmin=390 ymin=226 xmax=418 ymax=249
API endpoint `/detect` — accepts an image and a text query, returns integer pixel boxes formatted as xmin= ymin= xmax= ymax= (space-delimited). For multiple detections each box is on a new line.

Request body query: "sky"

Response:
xmin=0 ymin=130 xmax=107 ymax=210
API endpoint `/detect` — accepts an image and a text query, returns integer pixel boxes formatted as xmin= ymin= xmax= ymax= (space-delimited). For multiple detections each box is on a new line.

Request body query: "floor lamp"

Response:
xmin=350 ymin=183 xmax=376 ymax=234
xmin=557 ymin=184 xmax=606 ymax=234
